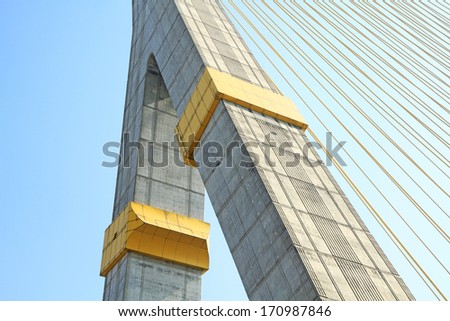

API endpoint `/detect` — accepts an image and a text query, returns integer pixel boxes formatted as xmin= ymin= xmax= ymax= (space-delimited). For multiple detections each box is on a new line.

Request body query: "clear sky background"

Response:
xmin=0 ymin=1 xmax=447 ymax=301
xmin=0 ymin=0 xmax=246 ymax=300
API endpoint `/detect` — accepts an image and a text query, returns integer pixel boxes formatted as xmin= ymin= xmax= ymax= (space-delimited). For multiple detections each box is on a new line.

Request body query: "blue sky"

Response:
xmin=0 ymin=0 xmax=245 ymax=300
xmin=0 ymin=1 xmax=447 ymax=300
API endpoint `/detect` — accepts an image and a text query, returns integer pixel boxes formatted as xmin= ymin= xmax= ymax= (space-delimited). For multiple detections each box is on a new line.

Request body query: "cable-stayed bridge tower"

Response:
xmin=100 ymin=0 xmax=414 ymax=301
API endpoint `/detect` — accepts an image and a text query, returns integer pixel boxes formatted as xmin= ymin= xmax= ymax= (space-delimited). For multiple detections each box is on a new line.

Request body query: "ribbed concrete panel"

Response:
xmin=104 ymin=252 xmax=201 ymax=301
xmin=194 ymin=101 xmax=413 ymax=300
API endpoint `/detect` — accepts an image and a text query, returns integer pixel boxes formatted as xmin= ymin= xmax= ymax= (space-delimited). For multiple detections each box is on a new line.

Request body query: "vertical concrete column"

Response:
xmin=102 ymin=1 xmax=206 ymax=300
xmin=102 ymin=0 xmax=414 ymax=301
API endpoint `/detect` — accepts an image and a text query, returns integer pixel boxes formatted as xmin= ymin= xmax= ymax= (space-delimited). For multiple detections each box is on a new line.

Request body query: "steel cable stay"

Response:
xmin=246 ymin=0 xmax=450 ymax=273
xmin=391 ymin=2 xmax=450 ymax=47
xmin=276 ymin=1 xmax=450 ymax=173
xmin=306 ymin=1 xmax=450 ymax=142
xmin=379 ymin=2 xmax=450 ymax=55
xmin=346 ymin=1 xmax=450 ymax=109
xmin=241 ymin=1 xmax=450 ymax=234
xmin=417 ymin=1 xmax=450 ymax=27
xmin=363 ymin=1 xmax=450 ymax=65
xmin=255 ymin=1 xmax=450 ymax=211
xmin=327 ymin=1 xmax=450 ymax=116
xmin=222 ymin=0 xmax=449 ymax=301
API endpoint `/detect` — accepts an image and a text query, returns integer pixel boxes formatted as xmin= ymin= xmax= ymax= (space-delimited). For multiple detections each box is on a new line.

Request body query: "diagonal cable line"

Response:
xmin=293 ymin=1 xmax=450 ymax=149
xmin=248 ymin=1 xmax=450 ymax=233
xmin=329 ymin=1 xmax=450 ymax=116
xmin=347 ymin=1 xmax=450 ymax=105
xmin=380 ymin=2 xmax=450 ymax=54
xmin=221 ymin=0 xmax=449 ymax=301
xmin=279 ymin=1 xmax=450 ymax=172
xmin=263 ymin=1 xmax=450 ymax=204
xmin=417 ymin=1 xmax=450 ymax=27
xmin=364 ymin=1 xmax=450 ymax=64
xmin=247 ymin=0 xmax=449 ymax=274
xmin=392 ymin=2 xmax=450 ymax=47
xmin=314 ymin=2 xmax=450 ymax=139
